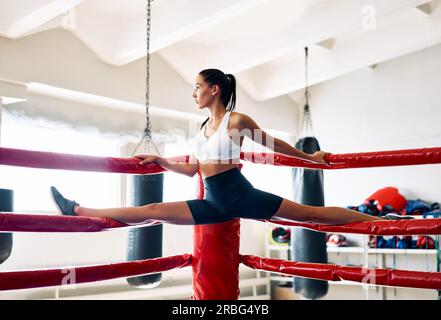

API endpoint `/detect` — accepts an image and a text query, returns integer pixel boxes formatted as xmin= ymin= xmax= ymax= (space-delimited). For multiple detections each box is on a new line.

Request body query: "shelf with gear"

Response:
xmin=265 ymin=184 xmax=441 ymax=294
xmin=265 ymin=221 xmax=440 ymax=295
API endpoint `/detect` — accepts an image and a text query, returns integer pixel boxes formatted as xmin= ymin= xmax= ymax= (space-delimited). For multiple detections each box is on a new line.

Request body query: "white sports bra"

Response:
xmin=193 ymin=111 xmax=241 ymax=161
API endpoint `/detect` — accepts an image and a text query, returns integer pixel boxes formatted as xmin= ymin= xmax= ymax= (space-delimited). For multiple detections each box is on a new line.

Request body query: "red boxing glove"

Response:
xmin=365 ymin=187 xmax=407 ymax=212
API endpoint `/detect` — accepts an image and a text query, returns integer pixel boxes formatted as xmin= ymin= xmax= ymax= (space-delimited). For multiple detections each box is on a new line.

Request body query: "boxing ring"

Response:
xmin=1 ymin=146 xmax=441 ymax=299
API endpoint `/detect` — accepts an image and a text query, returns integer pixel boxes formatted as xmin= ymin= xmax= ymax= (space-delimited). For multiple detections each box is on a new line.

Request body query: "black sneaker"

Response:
xmin=50 ymin=186 xmax=79 ymax=216
xmin=384 ymin=213 xmax=415 ymax=220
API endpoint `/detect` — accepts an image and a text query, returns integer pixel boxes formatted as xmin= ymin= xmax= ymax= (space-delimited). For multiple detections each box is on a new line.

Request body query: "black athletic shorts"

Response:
xmin=186 ymin=167 xmax=284 ymax=225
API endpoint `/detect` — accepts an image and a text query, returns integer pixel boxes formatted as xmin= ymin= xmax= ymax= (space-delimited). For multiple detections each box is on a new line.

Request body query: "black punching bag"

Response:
xmin=0 ymin=189 xmax=13 ymax=264
xmin=127 ymin=174 xmax=163 ymax=288
xmin=291 ymin=137 xmax=328 ymax=299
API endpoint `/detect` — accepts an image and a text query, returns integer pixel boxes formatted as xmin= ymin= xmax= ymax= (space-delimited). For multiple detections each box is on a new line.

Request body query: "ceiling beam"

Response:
xmin=315 ymin=38 xmax=336 ymax=51
xmin=416 ymin=3 xmax=433 ymax=14
xmin=0 ymin=0 xmax=84 ymax=39
xmin=105 ymin=0 xmax=270 ymax=65
xmin=26 ymin=82 xmax=205 ymax=121
xmin=0 ymin=79 xmax=27 ymax=100
xmin=415 ymin=0 xmax=441 ymax=15
xmin=159 ymin=0 xmax=431 ymax=80
xmin=240 ymin=5 xmax=441 ymax=100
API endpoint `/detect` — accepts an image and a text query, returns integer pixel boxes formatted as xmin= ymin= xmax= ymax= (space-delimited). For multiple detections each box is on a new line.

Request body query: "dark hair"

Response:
xmin=198 ymin=69 xmax=236 ymax=129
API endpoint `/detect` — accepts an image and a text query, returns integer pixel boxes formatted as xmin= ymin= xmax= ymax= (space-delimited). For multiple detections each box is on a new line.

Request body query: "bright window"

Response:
xmin=0 ymin=120 xmax=120 ymax=212
xmin=163 ymin=139 xmax=197 ymax=202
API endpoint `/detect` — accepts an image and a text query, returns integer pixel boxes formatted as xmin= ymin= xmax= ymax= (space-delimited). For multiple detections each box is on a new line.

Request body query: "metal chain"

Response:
xmin=304 ymin=46 xmax=310 ymax=108
xmin=145 ymin=0 xmax=152 ymax=142
xmin=301 ymin=46 xmax=314 ymax=137
xmin=131 ymin=0 xmax=161 ymax=156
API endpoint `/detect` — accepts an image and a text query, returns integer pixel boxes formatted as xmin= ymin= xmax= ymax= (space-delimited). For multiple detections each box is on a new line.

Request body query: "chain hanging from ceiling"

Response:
xmin=300 ymin=46 xmax=314 ymax=137
xmin=131 ymin=0 xmax=160 ymax=156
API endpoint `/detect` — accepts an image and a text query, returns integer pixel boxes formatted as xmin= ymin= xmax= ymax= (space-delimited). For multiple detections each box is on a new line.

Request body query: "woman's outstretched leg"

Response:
xmin=75 ymin=202 xmax=195 ymax=225
xmin=273 ymin=198 xmax=383 ymax=225
xmin=50 ymin=186 xmax=195 ymax=225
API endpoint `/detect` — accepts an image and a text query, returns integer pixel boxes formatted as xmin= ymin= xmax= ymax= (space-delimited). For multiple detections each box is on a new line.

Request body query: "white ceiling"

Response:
xmin=1 ymin=0 xmax=440 ymax=103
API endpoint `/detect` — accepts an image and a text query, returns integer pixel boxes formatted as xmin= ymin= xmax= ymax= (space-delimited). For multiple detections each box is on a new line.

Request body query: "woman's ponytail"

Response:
xmin=225 ymin=74 xmax=236 ymax=112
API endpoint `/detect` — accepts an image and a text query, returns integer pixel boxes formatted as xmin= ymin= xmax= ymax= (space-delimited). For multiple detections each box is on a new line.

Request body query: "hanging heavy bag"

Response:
xmin=289 ymin=48 xmax=328 ymax=299
xmin=127 ymin=173 xmax=163 ymax=288
xmin=291 ymin=136 xmax=328 ymax=299
xmin=0 ymin=189 xmax=13 ymax=264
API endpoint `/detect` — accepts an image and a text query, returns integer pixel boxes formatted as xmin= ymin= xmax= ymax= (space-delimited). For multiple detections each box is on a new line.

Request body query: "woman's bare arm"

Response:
xmin=136 ymin=153 xmax=199 ymax=177
xmin=233 ymin=113 xmax=328 ymax=163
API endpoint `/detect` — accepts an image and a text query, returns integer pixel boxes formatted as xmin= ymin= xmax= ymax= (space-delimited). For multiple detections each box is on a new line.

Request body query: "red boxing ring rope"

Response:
xmin=0 ymin=146 xmax=174 ymax=174
xmin=1 ymin=146 xmax=441 ymax=172
xmin=1 ymin=252 xmax=440 ymax=291
xmin=266 ymin=218 xmax=441 ymax=236
xmin=243 ymin=147 xmax=441 ymax=169
xmin=241 ymin=255 xmax=441 ymax=290
xmin=1 ymin=146 xmax=441 ymax=295
xmin=1 ymin=213 xmax=441 ymax=235
xmin=0 ymin=213 xmax=158 ymax=232
xmin=0 ymin=254 xmax=191 ymax=291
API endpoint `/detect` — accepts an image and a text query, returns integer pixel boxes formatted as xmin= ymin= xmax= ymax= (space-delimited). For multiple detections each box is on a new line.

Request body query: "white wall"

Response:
xmin=305 ymin=42 xmax=441 ymax=300
xmin=310 ymin=41 xmax=441 ymax=208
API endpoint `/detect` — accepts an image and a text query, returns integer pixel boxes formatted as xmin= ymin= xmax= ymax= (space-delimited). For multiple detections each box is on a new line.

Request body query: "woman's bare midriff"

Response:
xmin=199 ymin=162 xmax=241 ymax=179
